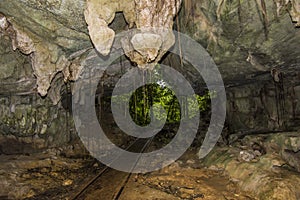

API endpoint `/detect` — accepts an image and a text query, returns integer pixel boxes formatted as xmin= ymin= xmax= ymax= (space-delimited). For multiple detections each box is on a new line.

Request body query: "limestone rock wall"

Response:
xmin=0 ymin=93 xmax=73 ymax=154
xmin=0 ymin=0 xmax=91 ymax=97
xmin=0 ymin=0 xmax=183 ymax=96
xmin=178 ymin=0 xmax=300 ymax=138
xmin=277 ymin=0 xmax=300 ymax=27
xmin=0 ymin=0 xmax=298 ymax=96
xmin=226 ymin=77 xmax=300 ymax=137
xmin=179 ymin=0 xmax=300 ymax=82
xmin=0 ymin=0 xmax=299 ymax=151
xmin=0 ymin=28 xmax=75 ymax=153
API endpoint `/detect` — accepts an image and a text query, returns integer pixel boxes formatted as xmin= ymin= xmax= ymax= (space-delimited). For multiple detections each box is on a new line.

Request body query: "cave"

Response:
xmin=0 ymin=0 xmax=299 ymax=199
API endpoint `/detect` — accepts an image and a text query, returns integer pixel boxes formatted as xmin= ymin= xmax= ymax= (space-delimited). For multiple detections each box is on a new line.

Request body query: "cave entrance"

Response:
xmin=94 ymin=60 xmax=212 ymax=153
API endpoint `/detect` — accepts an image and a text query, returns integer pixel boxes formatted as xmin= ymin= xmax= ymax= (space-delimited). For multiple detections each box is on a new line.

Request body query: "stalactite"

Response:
xmin=237 ymin=0 xmax=243 ymax=30
xmin=85 ymin=0 xmax=182 ymax=69
xmin=260 ymin=0 xmax=269 ymax=39
xmin=291 ymin=86 xmax=296 ymax=119
xmin=255 ymin=0 xmax=269 ymax=39
xmin=176 ymin=3 xmax=183 ymax=68
xmin=217 ymin=0 xmax=226 ymax=21
xmin=65 ymin=82 xmax=71 ymax=143
xmin=184 ymin=0 xmax=193 ymax=17
xmin=271 ymin=68 xmax=286 ymax=127
xmin=272 ymin=0 xmax=280 ymax=22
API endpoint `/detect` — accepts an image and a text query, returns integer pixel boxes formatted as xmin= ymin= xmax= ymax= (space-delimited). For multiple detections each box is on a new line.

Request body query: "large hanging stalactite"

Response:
xmin=0 ymin=13 xmax=71 ymax=97
xmin=84 ymin=0 xmax=182 ymax=69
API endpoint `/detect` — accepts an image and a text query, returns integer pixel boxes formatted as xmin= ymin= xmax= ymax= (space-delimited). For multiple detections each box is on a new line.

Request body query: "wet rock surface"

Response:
xmin=125 ymin=159 xmax=255 ymax=200
xmin=226 ymin=77 xmax=300 ymax=134
xmin=0 ymin=148 xmax=255 ymax=199
xmin=0 ymin=144 xmax=96 ymax=199
xmin=203 ymin=131 xmax=300 ymax=200
xmin=2 ymin=133 xmax=300 ymax=199
xmin=180 ymin=0 xmax=300 ymax=83
xmin=0 ymin=0 xmax=298 ymax=96
xmin=0 ymin=1 xmax=299 ymax=199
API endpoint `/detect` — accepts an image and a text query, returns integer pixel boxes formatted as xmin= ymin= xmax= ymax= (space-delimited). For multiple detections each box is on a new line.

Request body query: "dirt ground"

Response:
xmin=0 ymin=147 xmax=256 ymax=200
xmin=119 ymin=149 xmax=255 ymax=200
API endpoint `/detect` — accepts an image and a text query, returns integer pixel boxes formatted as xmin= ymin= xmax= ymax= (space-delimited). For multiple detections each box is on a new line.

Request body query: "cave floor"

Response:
xmin=118 ymin=150 xmax=255 ymax=200
xmin=2 ymin=131 xmax=300 ymax=199
xmin=0 ymin=148 xmax=256 ymax=200
xmin=1 ymin=120 xmax=300 ymax=199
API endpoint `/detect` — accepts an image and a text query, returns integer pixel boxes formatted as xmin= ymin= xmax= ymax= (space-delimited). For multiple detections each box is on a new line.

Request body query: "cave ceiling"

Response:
xmin=0 ymin=0 xmax=299 ymax=97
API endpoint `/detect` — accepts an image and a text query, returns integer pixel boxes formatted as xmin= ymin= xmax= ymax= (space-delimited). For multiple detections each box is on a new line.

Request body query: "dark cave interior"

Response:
xmin=0 ymin=0 xmax=299 ymax=199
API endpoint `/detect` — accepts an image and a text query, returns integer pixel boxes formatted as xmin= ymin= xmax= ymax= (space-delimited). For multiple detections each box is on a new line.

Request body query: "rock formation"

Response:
xmin=0 ymin=1 xmax=299 ymax=198
xmin=85 ymin=0 xmax=182 ymax=69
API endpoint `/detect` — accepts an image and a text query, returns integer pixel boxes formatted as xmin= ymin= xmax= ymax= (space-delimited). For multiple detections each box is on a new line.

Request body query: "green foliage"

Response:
xmin=111 ymin=65 xmax=213 ymax=126
xmin=129 ymin=84 xmax=178 ymax=126
xmin=112 ymin=84 xmax=212 ymax=126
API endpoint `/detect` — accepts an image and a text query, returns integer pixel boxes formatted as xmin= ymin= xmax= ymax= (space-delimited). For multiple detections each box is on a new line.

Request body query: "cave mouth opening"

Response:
xmin=92 ymin=57 xmax=213 ymax=153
